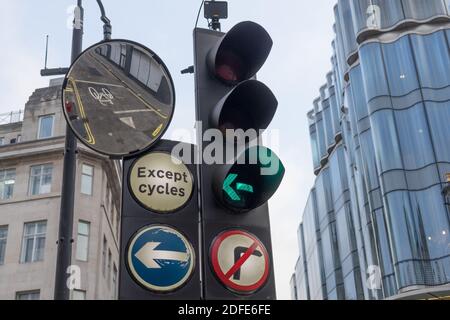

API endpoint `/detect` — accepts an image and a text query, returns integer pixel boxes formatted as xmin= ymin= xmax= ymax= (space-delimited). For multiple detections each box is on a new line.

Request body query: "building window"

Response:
xmin=113 ymin=264 xmax=118 ymax=298
xmin=0 ymin=226 xmax=8 ymax=265
xmin=29 ymin=164 xmax=53 ymax=196
xmin=0 ymin=137 xmax=4 ymax=146
xmin=76 ymin=221 xmax=90 ymax=261
xmin=37 ymin=115 xmax=54 ymax=139
xmin=0 ymin=169 xmax=15 ymax=200
xmin=70 ymin=290 xmax=86 ymax=300
xmin=81 ymin=164 xmax=94 ymax=195
xmin=16 ymin=290 xmax=40 ymax=300
xmin=17 ymin=135 xmax=21 ymax=143
xmin=102 ymin=236 xmax=107 ymax=276
xmin=107 ymin=249 xmax=112 ymax=287
xmin=20 ymin=221 xmax=47 ymax=263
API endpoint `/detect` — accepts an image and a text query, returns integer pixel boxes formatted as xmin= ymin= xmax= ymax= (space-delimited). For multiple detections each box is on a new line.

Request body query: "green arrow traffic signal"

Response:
xmin=223 ymin=173 xmax=254 ymax=202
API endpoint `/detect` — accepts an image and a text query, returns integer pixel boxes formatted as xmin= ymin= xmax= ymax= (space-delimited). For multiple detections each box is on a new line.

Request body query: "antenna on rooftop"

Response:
xmin=40 ymin=34 xmax=69 ymax=77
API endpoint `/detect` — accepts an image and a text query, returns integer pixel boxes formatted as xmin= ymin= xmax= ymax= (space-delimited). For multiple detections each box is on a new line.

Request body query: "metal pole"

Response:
xmin=54 ymin=0 xmax=83 ymax=300
xmin=44 ymin=35 xmax=49 ymax=69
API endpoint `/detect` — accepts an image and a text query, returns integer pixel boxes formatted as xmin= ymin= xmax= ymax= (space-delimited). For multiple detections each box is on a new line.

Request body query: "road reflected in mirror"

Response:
xmin=62 ymin=40 xmax=175 ymax=157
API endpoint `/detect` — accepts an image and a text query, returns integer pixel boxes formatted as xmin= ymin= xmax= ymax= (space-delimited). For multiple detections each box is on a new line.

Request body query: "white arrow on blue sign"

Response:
xmin=127 ymin=225 xmax=195 ymax=292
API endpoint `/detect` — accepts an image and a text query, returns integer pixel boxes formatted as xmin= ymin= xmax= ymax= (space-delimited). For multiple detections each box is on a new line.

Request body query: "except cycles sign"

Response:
xmin=129 ymin=152 xmax=194 ymax=213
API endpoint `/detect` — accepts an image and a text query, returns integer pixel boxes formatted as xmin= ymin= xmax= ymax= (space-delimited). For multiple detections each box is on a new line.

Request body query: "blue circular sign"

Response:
xmin=127 ymin=225 xmax=195 ymax=292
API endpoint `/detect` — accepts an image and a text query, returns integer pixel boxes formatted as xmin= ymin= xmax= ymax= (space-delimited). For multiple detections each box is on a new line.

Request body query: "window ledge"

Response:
xmin=0 ymin=193 xmax=61 ymax=205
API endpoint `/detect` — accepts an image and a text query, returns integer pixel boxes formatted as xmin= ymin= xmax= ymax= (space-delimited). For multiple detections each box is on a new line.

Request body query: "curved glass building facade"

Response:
xmin=291 ymin=0 xmax=450 ymax=300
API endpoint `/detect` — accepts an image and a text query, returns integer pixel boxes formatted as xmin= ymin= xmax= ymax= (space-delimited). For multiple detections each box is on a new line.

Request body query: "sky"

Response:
xmin=0 ymin=0 xmax=336 ymax=299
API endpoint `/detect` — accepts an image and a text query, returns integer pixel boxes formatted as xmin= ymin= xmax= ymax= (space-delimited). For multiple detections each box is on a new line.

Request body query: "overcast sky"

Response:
xmin=0 ymin=0 xmax=336 ymax=299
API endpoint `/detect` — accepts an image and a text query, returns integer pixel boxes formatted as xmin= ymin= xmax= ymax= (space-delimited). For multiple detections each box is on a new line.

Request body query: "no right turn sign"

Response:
xmin=210 ymin=229 xmax=270 ymax=294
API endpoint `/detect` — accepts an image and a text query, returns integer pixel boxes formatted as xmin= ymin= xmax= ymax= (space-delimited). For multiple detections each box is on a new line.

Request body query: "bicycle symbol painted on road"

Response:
xmin=88 ymin=87 xmax=114 ymax=106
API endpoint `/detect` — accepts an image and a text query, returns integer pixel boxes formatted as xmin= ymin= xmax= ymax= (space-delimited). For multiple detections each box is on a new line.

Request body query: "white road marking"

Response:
xmin=120 ymin=117 xmax=136 ymax=129
xmin=75 ymin=79 xmax=124 ymax=88
xmin=114 ymin=110 xmax=156 ymax=114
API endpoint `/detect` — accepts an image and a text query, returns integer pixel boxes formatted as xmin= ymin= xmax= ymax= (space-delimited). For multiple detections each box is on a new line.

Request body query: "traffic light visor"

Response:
xmin=207 ymin=21 xmax=273 ymax=85
xmin=210 ymin=80 xmax=278 ymax=136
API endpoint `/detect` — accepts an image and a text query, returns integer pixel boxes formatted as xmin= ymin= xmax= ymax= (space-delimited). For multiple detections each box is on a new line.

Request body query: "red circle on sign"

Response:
xmin=210 ymin=229 xmax=270 ymax=294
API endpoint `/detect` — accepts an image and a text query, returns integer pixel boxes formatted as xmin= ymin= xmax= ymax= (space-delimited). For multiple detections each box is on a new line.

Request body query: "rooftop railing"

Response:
xmin=0 ymin=110 xmax=24 ymax=125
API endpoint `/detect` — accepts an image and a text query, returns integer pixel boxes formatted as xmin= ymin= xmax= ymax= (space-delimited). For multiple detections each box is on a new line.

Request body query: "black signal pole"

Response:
xmin=54 ymin=0 xmax=83 ymax=301
xmin=53 ymin=0 xmax=112 ymax=300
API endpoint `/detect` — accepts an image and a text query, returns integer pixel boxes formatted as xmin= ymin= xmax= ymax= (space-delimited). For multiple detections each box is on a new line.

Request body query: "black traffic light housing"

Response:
xmin=194 ymin=21 xmax=284 ymax=299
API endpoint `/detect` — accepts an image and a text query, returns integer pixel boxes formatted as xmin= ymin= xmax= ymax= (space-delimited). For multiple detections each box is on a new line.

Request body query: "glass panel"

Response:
xmin=0 ymin=226 xmax=7 ymax=265
xmin=147 ymin=59 xmax=164 ymax=92
xmin=360 ymin=42 xmax=390 ymax=101
xmin=385 ymin=192 xmax=418 ymax=263
xmin=38 ymin=115 xmax=54 ymax=139
xmin=17 ymin=291 xmax=40 ymax=300
xmin=373 ymin=209 xmax=396 ymax=278
xmin=343 ymin=273 xmax=357 ymax=300
xmin=76 ymin=235 xmax=88 ymax=261
xmin=0 ymin=226 xmax=7 ymax=238
xmin=337 ymin=0 xmax=357 ymax=61
xmin=137 ymin=54 xmax=150 ymax=85
xmin=350 ymin=0 xmax=373 ymax=34
xmin=371 ymin=0 xmax=405 ymax=29
xmin=78 ymin=221 xmax=89 ymax=236
xmin=81 ymin=174 xmax=93 ymax=195
xmin=24 ymin=223 xmax=35 ymax=236
xmin=76 ymin=222 xmax=90 ymax=261
xmin=30 ymin=165 xmax=52 ymax=196
xmin=382 ymin=36 xmax=420 ymax=97
xmin=82 ymin=164 xmax=93 ymax=176
xmin=329 ymin=92 xmax=340 ymax=135
xmin=40 ymin=166 xmax=52 ymax=195
xmin=310 ymin=128 xmax=320 ymax=169
xmin=402 ymin=0 xmax=448 ymax=20
xmin=411 ymin=31 xmax=450 ymax=89
xmin=30 ymin=175 xmax=40 ymax=195
xmin=36 ymin=222 xmax=47 ymax=234
xmin=35 ymin=237 xmax=45 ymax=261
xmin=336 ymin=206 xmax=351 ymax=260
xmin=316 ymin=117 xmax=327 ymax=160
xmin=371 ymin=111 xmax=403 ymax=172
xmin=24 ymin=238 xmax=34 ymax=263
xmin=410 ymin=186 xmax=450 ymax=260
xmin=330 ymin=148 xmax=346 ymax=204
xmin=315 ymin=169 xmax=332 ymax=223
xmin=349 ymin=66 xmax=368 ymax=121
xmin=130 ymin=50 xmax=141 ymax=79
xmin=359 ymin=131 xmax=379 ymax=190
xmin=0 ymin=169 xmax=15 ymax=200
xmin=395 ymin=104 xmax=435 ymax=170
xmin=323 ymin=102 xmax=335 ymax=147
xmin=71 ymin=290 xmax=86 ymax=300
xmin=426 ymin=101 xmax=450 ymax=162
xmin=22 ymin=222 xmax=46 ymax=263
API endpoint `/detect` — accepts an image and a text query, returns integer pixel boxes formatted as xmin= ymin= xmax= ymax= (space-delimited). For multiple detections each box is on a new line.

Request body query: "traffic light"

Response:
xmin=194 ymin=21 xmax=284 ymax=299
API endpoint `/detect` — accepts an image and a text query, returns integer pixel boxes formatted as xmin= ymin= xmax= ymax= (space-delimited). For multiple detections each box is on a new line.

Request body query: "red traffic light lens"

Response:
xmin=215 ymin=50 xmax=246 ymax=84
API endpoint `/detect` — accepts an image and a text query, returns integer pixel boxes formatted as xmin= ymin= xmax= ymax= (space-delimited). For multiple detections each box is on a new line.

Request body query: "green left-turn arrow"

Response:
xmin=223 ymin=174 xmax=254 ymax=202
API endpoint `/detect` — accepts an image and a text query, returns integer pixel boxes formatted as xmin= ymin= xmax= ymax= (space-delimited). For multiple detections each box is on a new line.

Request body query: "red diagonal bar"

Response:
xmin=224 ymin=241 xmax=259 ymax=279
